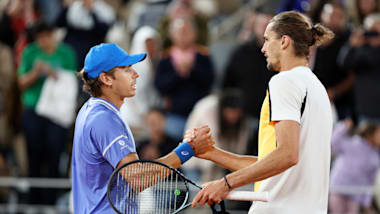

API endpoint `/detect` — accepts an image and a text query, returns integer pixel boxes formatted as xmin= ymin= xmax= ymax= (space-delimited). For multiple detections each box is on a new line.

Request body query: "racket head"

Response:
xmin=107 ymin=160 xmax=191 ymax=214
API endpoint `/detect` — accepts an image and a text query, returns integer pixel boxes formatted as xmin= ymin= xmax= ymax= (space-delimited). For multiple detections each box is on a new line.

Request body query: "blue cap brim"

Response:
xmin=118 ymin=53 xmax=147 ymax=67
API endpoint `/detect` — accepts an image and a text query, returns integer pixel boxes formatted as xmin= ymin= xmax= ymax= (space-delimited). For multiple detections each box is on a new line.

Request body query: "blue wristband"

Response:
xmin=174 ymin=142 xmax=195 ymax=164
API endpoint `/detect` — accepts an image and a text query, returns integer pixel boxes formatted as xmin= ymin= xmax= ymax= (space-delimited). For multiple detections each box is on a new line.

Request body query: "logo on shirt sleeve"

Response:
xmin=118 ymin=140 xmax=125 ymax=146
xmin=118 ymin=139 xmax=129 ymax=150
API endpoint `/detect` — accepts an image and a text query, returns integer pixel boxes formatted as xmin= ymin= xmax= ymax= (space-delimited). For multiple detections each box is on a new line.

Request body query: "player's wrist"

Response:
xmin=187 ymin=141 xmax=196 ymax=151
xmin=174 ymin=142 xmax=195 ymax=164
xmin=223 ymin=175 xmax=233 ymax=191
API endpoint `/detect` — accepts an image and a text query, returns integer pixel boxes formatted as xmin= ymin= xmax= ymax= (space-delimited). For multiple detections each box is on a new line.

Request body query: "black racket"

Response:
xmin=107 ymin=160 xmax=269 ymax=214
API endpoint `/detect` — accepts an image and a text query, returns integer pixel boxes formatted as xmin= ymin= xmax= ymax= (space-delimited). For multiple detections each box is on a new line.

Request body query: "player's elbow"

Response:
xmin=286 ymin=152 xmax=298 ymax=167
xmin=277 ymin=145 xmax=298 ymax=168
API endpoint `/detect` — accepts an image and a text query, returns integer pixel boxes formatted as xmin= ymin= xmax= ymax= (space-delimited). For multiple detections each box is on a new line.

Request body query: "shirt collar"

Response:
xmin=89 ymin=97 xmax=120 ymax=115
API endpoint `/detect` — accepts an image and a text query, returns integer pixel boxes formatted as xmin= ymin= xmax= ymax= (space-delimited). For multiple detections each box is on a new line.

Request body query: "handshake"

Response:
xmin=182 ymin=125 xmax=216 ymax=159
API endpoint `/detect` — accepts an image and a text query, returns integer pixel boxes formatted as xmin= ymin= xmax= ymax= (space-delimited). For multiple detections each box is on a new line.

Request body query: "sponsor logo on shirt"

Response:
xmin=118 ymin=140 xmax=125 ymax=146
xmin=118 ymin=140 xmax=128 ymax=150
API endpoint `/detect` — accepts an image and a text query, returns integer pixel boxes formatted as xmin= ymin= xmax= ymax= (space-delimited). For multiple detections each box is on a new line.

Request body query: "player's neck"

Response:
xmin=99 ymin=93 xmax=123 ymax=110
xmin=279 ymin=55 xmax=309 ymax=72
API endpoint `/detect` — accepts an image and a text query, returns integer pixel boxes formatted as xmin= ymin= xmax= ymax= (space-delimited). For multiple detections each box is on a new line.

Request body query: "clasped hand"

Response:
xmin=183 ymin=125 xmax=215 ymax=156
xmin=182 ymin=126 xmax=230 ymax=207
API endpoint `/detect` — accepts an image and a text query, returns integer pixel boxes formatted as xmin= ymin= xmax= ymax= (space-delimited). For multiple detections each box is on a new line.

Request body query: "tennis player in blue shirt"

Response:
xmin=72 ymin=43 xmax=213 ymax=213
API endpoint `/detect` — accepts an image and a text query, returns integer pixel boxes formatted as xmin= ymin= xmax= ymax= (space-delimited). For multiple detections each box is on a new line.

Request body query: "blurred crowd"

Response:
xmin=0 ymin=0 xmax=380 ymax=213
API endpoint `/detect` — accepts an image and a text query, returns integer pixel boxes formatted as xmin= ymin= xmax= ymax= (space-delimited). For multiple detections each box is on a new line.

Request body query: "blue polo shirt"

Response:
xmin=72 ymin=97 xmax=136 ymax=213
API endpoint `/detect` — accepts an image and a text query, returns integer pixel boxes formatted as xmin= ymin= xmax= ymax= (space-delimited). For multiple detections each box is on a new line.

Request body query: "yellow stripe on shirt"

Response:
xmin=255 ymin=90 xmax=277 ymax=191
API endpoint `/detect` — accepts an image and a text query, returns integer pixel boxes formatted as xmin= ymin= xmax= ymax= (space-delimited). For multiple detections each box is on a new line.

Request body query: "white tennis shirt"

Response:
xmin=250 ymin=66 xmax=332 ymax=214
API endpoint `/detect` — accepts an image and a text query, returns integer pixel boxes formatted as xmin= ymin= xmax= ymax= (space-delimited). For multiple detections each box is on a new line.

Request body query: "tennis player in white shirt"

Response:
xmin=190 ymin=11 xmax=335 ymax=214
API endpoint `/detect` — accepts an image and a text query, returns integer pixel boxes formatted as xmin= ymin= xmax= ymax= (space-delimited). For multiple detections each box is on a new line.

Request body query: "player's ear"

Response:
xmin=99 ymin=72 xmax=113 ymax=86
xmin=281 ymin=35 xmax=291 ymax=50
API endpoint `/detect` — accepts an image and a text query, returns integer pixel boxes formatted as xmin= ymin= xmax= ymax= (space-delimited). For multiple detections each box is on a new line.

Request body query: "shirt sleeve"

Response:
xmin=90 ymin=114 xmax=136 ymax=168
xmin=268 ymin=74 xmax=306 ymax=123
xmin=17 ymin=46 xmax=33 ymax=76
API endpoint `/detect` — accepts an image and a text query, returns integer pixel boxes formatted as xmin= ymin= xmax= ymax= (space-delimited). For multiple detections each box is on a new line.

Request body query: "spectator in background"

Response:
xmin=0 ymin=42 xmax=21 ymax=202
xmin=351 ymin=0 xmax=380 ymax=26
xmin=183 ymin=88 xmax=255 ymax=211
xmin=341 ymin=13 xmax=380 ymax=122
xmin=17 ymin=21 xmax=77 ymax=205
xmin=308 ymin=0 xmax=354 ymax=119
xmin=222 ymin=7 xmax=275 ymax=132
xmin=183 ymin=89 xmax=254 ymax=182
xmin=308 ymin=0 xmax=329 ymax=23
xmin=127 ymin=0 xmax=171 ymax=34
xmin=276 ymin=0 xmax=313 ymax=14
xmin=157 ymin=0 xmax=209 ymax=49
xmin=0 ymin=0 xmax=40 ymax=67
xmin=35 ymin=0 xmax=61 ymax=24
xmin=329 ymin=119 xmax=380 ymax=214
xmin=55 ymin=0 xmax=115 ymax=68
xmin=0 ymin=42 xmax=20 ymax=156
xmin=55 ymin=0 xmax=115 ymax=108
xmin=155 ymin=17 xmax=214 ymax=141
xmin=120 ymin=26 xmax=162 ymax=141
xmin=136 ymin=108 xmax=178 ymax=160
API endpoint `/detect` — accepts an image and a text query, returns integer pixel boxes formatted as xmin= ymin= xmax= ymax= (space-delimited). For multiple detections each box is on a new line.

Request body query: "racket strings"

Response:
xmin=110 ymin=162 xmax=188 ymax=214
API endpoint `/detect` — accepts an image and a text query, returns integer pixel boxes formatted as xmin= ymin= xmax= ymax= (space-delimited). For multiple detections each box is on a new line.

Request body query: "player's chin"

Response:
xmin=125 ymin=92 xmax=136 ymax=98
xmin=267 ymin=62 xmax=278 ymax=72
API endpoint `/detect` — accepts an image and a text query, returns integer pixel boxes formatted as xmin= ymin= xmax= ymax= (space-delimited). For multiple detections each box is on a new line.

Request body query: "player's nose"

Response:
xmin=133 ymin=68 xmax=139 ymax=78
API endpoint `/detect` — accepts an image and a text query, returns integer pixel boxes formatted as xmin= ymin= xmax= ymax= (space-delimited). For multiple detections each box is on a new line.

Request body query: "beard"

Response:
xmin=267 ymin=61 xmax=280 ymax=72
xmin=267 ymin=62 xmax=274 ymax=72
xmin=266 ymin=53 xmax=281 ymax=72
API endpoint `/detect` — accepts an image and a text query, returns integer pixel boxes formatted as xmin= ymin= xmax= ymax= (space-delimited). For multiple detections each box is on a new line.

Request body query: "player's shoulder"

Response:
xmin=91 ymin=105 xmax=118 ymax=121
xmin=269 ymin=67 xmax=309 ymax=97
xmin=270 ymin=66 xmax=310 ymax=85
xmin=85 ymin=101 xmax=120 ymax=127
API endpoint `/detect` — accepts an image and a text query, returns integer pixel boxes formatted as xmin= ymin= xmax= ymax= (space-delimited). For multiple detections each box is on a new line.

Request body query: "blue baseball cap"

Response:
xmin=84 ymin=43 xmax=146 ymax=79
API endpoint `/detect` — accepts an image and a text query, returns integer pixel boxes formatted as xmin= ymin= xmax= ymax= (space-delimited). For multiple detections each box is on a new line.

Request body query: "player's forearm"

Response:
xmin=226 ymin=147 xmax=298 ymax=189
xmin=203 ymin=147 xmax=257 ymax=171
xmin=118 ymin=153 xmax=181 ymax=192
xmin=226 ymin=120 xmax=300 ymax=189
xmin=156 ymin=152 xmax=182 ymax=169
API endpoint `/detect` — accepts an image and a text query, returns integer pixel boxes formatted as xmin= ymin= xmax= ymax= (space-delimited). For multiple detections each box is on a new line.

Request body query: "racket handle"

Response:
xmin=226 ymin=191 xmax=269 ymax=202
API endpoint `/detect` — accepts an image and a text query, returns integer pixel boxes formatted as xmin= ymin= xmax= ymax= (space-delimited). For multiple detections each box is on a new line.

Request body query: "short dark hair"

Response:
xmin=32 ymin=20 xmax=55 ymax=37
xmin=270 ymin=11 xmax=335 ymax=57
xmin=78 ymin=68 xmax=115 ymax=97
xmin=218 ymin=88 xmax=245 ymax=140
xmin=219 ymin=88 xmax=244 ymax=109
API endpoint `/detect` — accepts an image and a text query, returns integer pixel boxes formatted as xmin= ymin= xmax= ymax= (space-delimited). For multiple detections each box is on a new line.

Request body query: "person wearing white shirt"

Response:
xmin=190 ymin=11 xmax=335 ymax=214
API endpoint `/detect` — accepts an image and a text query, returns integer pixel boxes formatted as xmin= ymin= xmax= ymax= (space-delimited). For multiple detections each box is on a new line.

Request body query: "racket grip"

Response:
xmin=226 ymin=191 xmax=269 ymax=202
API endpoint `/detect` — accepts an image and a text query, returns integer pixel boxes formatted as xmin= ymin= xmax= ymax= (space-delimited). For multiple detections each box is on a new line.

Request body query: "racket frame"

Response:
xmin=107 ymin=159 xmax=199 ymax=214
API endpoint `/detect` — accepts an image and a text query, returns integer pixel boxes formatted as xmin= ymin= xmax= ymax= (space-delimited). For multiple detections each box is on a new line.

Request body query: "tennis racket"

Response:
xmin=107 ymin=160 xmax=269 ymax=214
